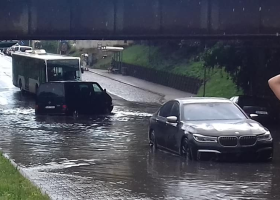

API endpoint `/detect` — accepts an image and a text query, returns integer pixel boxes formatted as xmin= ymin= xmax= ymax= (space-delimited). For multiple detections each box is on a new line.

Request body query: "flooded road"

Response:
xmin=1 ymin=55 xmax=280 ymax=200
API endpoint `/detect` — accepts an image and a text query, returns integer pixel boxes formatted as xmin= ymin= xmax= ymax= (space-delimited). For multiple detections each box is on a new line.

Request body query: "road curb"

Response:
xmin=87 ymin=70 xmax=165 ymax=99
xmin=2 ymin=153 xmax=53 ymax=200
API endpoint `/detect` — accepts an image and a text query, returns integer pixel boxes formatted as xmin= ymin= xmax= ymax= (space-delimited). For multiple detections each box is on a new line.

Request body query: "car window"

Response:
xmin=159 ymin=101 xmax=174 ymax=118
xmin=93 ymin=83 xmax=103 ymax=93
xmin=14 ymin=47 xmax=19 ymax=51
xmin=37 ymin=83 xmax=65 ymax=99
xmin=77 ymin=83 xmax=92 ymax=97
xmin=182 ymin=102 xmax=246 ymax=121
xmin=170 ymin=102 xmax=180 ymax=118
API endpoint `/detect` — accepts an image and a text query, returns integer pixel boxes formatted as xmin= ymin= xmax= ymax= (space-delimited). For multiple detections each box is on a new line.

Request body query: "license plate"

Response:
xmin=256 ymin=111 xmax=268 ymax=115
xmin=45 ymin=106 xmax=55 ymax=109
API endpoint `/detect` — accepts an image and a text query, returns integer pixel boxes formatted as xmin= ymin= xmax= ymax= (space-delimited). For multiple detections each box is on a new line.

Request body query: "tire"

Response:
xmin=258 ymin=151 xmax=273 ymax=162
xmin=149 ymin=130 xmax=157 ymax=150
xmin=259 ymin=156 xmax=273 ymax=162
xmin=103 ymin=107 xmax=112 ymax=114
xmin=181 ymin=138 xmax=197 ymax=161
xmin=35 ymin=84 xmax=39 ymax=95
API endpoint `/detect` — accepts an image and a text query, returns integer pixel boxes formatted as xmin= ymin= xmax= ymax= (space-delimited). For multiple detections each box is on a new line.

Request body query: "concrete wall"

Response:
xmin=75 ymin=40 xmax=133 ymax=49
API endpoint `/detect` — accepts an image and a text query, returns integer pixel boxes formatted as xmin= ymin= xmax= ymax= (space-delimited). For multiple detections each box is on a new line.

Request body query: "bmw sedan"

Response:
xmin=148 ymin=97 xmax=273 ymax=161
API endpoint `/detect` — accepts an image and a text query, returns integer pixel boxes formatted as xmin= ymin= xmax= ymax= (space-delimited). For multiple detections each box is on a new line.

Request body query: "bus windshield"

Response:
xmin=47 ymin=59 xmax=80 ymax=81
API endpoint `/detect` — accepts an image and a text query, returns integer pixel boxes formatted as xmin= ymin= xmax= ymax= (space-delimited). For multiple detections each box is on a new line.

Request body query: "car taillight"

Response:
xmin=62 ymin=105 xmax=67 ymax=110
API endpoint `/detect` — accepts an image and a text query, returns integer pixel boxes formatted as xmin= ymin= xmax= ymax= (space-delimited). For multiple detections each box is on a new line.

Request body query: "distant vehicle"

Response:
xmin=230 ymin=95 xmax=278 ymax=124
xmin=7 ymin=46 xmax=14 ymax=56
xmin=3 ymin=48 xmax=8 ymax=55
xmin=35 ymin=81 xmax=113 ymax=115
xmin=12 ymin=49 xmax=83 ymax=94
xmin=10 ymin=45 xmax=32 ymax=55
xmin=148 ymin=97 xmax=273 ymax=161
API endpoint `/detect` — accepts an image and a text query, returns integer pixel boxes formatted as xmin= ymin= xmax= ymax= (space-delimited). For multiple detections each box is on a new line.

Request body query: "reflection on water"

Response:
xmin=0 ymin=86 xmax=279 ymax=199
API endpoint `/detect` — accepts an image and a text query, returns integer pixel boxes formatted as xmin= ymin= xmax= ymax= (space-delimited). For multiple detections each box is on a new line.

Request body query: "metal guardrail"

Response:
xmin=120 ymin=62 xmax=203 ymax=94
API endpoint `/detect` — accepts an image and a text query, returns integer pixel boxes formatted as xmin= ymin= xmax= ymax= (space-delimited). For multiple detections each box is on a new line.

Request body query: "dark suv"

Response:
xmin=230 ymin=95 xmax=280 ymax=124
xmin=35 ymin=81 xmax=113 ymax=115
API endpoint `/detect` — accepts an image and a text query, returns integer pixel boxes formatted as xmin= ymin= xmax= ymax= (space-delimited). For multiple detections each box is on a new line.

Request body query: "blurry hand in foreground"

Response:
xmin=269 ymin=75 xmax=280 ymax=100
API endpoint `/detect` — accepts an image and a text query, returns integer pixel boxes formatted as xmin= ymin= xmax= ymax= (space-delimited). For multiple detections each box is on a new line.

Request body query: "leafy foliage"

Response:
xmin=40 ymin=41 xmax=58 ymax=54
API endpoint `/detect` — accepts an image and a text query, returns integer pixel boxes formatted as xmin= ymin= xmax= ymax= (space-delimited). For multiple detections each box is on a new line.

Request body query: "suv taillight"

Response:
xmin=62 ymin=105 xmax=67 ymax=111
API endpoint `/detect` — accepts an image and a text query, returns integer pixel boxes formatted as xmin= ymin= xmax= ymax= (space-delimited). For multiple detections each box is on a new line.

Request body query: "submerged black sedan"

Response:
xmin=148 ymin=97 xmax=273 ymax=161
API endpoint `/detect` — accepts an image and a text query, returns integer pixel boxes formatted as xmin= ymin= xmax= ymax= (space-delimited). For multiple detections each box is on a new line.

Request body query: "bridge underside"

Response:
xmin=1 ymin=0 xmax=280 ymax=40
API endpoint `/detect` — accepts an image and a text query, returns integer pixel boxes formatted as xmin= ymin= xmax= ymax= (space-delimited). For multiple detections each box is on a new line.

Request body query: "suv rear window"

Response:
xmin=37 ymin=83 xmax=65 ymax=99
xmin=240 ymin=97 xmax=268 ymax=107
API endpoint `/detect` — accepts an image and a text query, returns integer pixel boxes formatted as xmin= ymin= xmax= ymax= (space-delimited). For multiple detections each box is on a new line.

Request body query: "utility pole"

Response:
xmin=148 ymin=40 xmax=150 ymax=63
xmin=203 ymin=42 xmax=207 ymax=97
xmin=203 ymin=65 xmax=206 ymax=97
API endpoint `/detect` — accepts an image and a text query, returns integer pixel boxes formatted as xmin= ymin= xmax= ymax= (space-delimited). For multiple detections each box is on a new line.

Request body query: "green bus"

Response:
xmin=12 ymin=50 xmax=82 ymax=94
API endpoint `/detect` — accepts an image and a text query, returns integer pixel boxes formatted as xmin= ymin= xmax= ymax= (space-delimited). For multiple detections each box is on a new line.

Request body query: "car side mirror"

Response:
xmin=249 ymin=113 xmax=258 ymax=119
xmin=167 ymin=116 xmax=178 ymax=123
xmin=103 ymin=89 xmax=106 ymax=93
xmin=81 ymin=68 xmax=84 ymax=74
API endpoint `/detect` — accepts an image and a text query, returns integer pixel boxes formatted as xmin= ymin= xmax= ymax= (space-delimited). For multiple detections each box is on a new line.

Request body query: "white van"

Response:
xmin=11 ymin=45 xmax=33 ymax=55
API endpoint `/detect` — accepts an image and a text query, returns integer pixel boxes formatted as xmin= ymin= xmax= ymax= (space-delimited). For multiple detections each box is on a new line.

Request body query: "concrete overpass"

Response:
xmin=1 ymin=0 xmax=280 ymax=40
xmin=0 ymin=41 xmax=17 ymax=48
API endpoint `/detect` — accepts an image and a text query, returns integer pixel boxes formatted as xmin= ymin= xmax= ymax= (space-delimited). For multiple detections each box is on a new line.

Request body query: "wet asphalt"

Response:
xmin=1 ymin=55 xmax=280 ymax=200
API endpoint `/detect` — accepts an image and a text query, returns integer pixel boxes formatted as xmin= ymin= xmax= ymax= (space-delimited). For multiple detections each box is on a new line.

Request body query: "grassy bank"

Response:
xmin=122 ymin=45 xmax=242 ymax=98
xmin=0 ymin=154 xmax=49 ymax=200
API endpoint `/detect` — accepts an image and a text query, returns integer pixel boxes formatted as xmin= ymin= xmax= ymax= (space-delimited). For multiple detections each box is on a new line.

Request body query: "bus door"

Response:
xmin=38 ymin=60 xmax=46 ymax=84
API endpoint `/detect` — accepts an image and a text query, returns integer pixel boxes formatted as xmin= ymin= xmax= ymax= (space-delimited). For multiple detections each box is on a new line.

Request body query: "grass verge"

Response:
xmin=122 ymin=45 xmax=243 ymax=97
xmin=0 ymin=153 xmax=49 ymax=200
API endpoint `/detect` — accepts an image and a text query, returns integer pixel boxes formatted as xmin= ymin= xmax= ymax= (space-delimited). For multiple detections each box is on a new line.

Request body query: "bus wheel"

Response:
xmin=35 ymin=84 xmax=38 ymax=94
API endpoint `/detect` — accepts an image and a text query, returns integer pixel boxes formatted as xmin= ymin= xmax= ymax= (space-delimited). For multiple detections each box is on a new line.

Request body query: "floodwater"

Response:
xmin=0 ymin=55 xmax=280 ymax=200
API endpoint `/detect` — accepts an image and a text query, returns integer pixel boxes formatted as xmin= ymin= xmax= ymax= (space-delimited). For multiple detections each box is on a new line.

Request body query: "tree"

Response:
xmin=203 ymin=40 xmax=280 ymax=97
xmin=40 ymin=41 xmax=59 ymax=54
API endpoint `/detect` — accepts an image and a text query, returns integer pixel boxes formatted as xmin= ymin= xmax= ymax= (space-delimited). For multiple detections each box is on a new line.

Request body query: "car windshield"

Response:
xmin=47 ymin=59 xmax=80 ymax=81
xmin=182 ymin=102 xmax=246 ymax=121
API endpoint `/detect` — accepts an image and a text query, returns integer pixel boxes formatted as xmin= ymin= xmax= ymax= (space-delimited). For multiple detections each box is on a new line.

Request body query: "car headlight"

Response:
xmin=193 ymin=134 xmax=217 ymax=143
xmin=257 ymin=131 xmax=272 ymax=141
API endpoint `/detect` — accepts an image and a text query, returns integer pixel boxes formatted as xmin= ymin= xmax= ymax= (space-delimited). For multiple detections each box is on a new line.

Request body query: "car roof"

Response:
xmin=175 ymin=97 xmax=232 ymax=104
